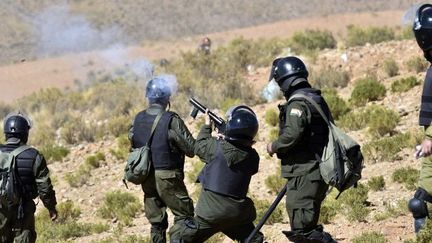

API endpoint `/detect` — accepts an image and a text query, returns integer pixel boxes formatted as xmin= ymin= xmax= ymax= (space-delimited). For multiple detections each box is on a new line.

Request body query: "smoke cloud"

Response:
xmin=262 ymin=80 xmax=281 ymax=102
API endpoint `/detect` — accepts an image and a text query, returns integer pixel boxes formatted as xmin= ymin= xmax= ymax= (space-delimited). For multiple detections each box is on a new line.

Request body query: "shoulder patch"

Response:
xmin=289 ymin=108 xmax=302 ymax=117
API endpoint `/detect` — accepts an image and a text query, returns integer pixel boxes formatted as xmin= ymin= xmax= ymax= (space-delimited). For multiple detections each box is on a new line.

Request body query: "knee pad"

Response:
xmin=409 ymin=187 xmax=432 ymax=233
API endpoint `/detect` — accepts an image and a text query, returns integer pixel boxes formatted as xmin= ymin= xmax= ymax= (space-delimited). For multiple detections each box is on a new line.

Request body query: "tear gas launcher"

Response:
xmin=189 ymin=97 xmax=226 ymax=133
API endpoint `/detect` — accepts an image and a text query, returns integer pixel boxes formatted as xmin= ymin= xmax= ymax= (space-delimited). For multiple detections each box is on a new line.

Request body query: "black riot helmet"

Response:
xmin=269 ymin=56 xmax=310 ymax=97
xmin=268 ymin=56 xmax=309 ymax=84
xmin=414 ymin=4 xmax=432 ymax=61
xmin=224 ymin=105 xmax=259 ymax=146
xmin=145 ymin=77 xmax=172 ymax=105
xmin=3 ymin=112 xmax=32 ymax=143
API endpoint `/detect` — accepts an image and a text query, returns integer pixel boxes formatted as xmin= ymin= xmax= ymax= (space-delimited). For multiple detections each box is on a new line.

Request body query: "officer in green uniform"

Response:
xmin=408 ymin=4 xmax=432 ymax=233
xmin=266 ymin=56 xmax=336 ymax=243
xmin=0 ymin=112 xmax=57 ymax=243
xmin=175 ymin=106 xmax=264 ymax=243
xmin=129 ymin=77 xmax=195 ymax=243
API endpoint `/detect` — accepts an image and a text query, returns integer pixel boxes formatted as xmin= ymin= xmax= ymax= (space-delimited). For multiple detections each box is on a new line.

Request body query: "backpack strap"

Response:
xmin=10 ymin=145 xmax=32 ymax=158
xmin=288 ymin=93 xmax=332 ymax=126
xmin=146 ymin=111 xmax=164 ymax=146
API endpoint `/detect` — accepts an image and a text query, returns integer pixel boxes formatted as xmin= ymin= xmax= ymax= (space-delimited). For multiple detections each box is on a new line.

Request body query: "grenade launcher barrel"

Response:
xmin=189 ymin=97 xmax=226 ymax=133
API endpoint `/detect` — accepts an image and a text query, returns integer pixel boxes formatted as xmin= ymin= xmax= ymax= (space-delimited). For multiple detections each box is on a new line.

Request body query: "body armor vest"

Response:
xmin=0 ymin=144 xmax=38 ymax=200
xmin=132 ymin=110 xmax=184 ymax=170
xmin=197 ymin=141 xmax=258 ymax=199
xmin=277 ymin=89 xmax=330 ymax=159
xmin=420 ymin=66 xmax=432 ymax=126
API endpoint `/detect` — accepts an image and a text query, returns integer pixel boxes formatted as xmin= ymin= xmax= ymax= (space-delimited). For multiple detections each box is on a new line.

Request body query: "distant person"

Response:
xmin=409 ymin=3 xmax=432 ymax=234
xmin=175 ymin=106 xmax=263 ymax=243
xmin=129 ymin=77 xmax=196 ymax=243
xmin=266 ymin=56 xmax=336 ymax=243
xmin=0 ymin=112 xmax=58 ymax=243
xmin=198 ymin=37 xmax=212 ymax=55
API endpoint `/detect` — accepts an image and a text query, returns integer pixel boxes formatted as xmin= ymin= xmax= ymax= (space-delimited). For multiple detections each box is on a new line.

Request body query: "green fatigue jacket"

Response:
xmin=128 ymin=103 xmax=195 ymax=158
xmin=271 ymin=100 xmax=320 ymax=178
xmin=419 ymin=126 xmax=432 ymax=193
xmin=194 ymin=124 xmax=257 ymax=225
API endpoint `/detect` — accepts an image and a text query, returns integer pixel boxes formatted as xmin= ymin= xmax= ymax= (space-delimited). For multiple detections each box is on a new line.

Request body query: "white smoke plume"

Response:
xmin=262 ymin=80 xmax=281 ymax=102
xmin=29 ymin=3 xmax=165 ymax=85
xmin=151 ymin=74 xmax=179 ymax=95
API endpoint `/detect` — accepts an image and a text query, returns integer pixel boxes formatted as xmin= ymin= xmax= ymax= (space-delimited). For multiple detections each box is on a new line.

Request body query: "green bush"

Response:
xmin=264 ymin=173 xmax=285 ymax=195
xmin=254 ymin=198 xmax=285 ymax=225
xmin=85 ymin=152 xmax=106 ymax=168
xmin=338 ymin=109 xmax=369 ymax=131
xmin=406 ymin=56 xmax=429 ymax=73
xmin=289 ymin=29 xmax=337 ymax=54
xmin=269 ymin=127 xmax=279 ymax=141
xmin=350 ymin=76 xmax=386 ymax=106
xmin=352 ymin=231 xmax=388 ymax=243
xmin=321 ymin=88 xmax=350 ymax=120
xmin=265 ymin=109 xmax=279 ymax=127
xmin=383 ymin=58 xmax=399 ymax=77
xmin=346 ymin=25 xmax=395 ymax=47
xmin=366 ymin=105 xmax=399 ymax=137
xmin=391 ymin=76 xmax=419 ymax=93
xmin=36 ymin=200 xmax=109 ymax=242
xmin=41 ymin=145 xmax=69 ymax=163
xmin=94 ymin=235 xmax=151 ymax=243
xmin=368 ymin=176 xmax=385 ymax=191
xmin=186 ymin=159 xmax=205 ymax=183
xmin=339 ymin=183 xmax=370 ymax=222
xmin=392 ymin=167 xmax=419 ymax=190
xmin=310 ymin=66 xmax=350 ymax=88
xmin=97 ymin=190 xmax=142 ymax=225
xmin=220 ymin=97 xmax=242 ymax=113
xmin=64 ymin=164 xmax=91 ymax=188
xmin=319 ymin=191 xmax=341 ymax=224
xmin=110 ymin=134 xmax=130 ymax=161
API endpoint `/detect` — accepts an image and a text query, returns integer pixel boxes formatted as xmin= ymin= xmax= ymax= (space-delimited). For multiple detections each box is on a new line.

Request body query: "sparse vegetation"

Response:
xmin=254 ymin=197 xmax=285 ymax=225
xmin=264 ymin=171 xmax=285 ymax=195
xmin=310 ymin=66 xmax=350 ymax=88
xmin=392 ymin=167 xmax=419 ymax=190
xmin=391 ymin=76 xmax=420 ymax=93
xmin=350 ymin=76 xmax=386 ymax=106
xmin=363 ymin=129 xmax=423 ymax=163
xmin=368 ymin=176 xmax=385 ymax=191
xmin=406 ymin=56 xmax=429 ymax=73
xmin=41 ymin=145 xmax=70 ymax=162
xmin=289 ymin=29 xmax=337 ymax=54
xmin=374 ymin=199 xmax=408 ymax=221
xmin=265 ymin=109 xmax=279 ymax=127
xmin=339 ymin=183 xmax=370 ymax=222
xmin=321 ymin=88 xmax=350 ymax=120
xmin=352 ymin=231 xmax=388 ymax=243
xmin=36 ymin=200 xmax=109 ymax=242
xmin=97 ymin=190 xmax=142 ymax=225
xmin=346 ymin=25 xmax=395 ymax=47
xmin=110 ymin=134 xmax=130 ymax=161
xmin=269 ymin=127 xmax=279 ymax=141
xmin=383 ymin=58 xmax=399 ymax=77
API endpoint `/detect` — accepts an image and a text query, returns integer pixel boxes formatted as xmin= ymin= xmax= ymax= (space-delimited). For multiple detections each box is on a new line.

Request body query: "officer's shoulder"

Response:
xmin=22 ymin=146 xmax=40 ymax=157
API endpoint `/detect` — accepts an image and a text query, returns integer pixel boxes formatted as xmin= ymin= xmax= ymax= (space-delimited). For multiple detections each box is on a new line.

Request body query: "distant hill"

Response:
xmin=0 ymin=0 xmax=419 ymax=65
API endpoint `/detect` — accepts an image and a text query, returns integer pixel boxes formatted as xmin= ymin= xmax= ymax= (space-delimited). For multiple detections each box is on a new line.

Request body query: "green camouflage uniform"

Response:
xmin=177 ymin=124 xmax=263 ymax=243
xmin=129 ymin=104 xmax=195 ymax=243
xmin=271 ymin=100 xmax=328 ymax=235
xmin=0 ymin=139 xmax=57 ymax=243
xmin=419 ymin=126 xmax=432 ymax=203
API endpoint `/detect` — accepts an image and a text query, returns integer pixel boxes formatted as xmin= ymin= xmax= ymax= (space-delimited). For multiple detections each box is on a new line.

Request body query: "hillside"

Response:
xmin=25 ymin=37 xmax=426 ymax=243
xmin=0 ymin=0 xmax=419 ymax=65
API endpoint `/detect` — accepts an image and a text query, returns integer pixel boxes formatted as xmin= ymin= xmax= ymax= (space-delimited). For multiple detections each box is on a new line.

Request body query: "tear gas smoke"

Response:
xmin=262 ymin=80 xmax=280 ymax=102
xmin=402 ymin=4 xmax=422 ymax=26
xmin=150 ymin=74 xmax=179 ymax=95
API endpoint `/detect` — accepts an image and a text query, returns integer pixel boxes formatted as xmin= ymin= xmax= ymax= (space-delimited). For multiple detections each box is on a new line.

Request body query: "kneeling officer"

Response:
xmin=177 ymin=105 xmax=264 ymax=243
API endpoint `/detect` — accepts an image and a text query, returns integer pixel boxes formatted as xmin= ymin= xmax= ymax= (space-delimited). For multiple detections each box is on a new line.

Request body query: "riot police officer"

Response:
xmin=408 ymin=3 xmax=432 ymax=233
xmin=0 ymin=112 xmax=57 ymax=243
xmin=266 ymin=56 xmax=336 ymax=243
xmin=129 ymin=77 xmax=196 ymax=243
xmin=176 ymin=105 xmax=264 ymax=243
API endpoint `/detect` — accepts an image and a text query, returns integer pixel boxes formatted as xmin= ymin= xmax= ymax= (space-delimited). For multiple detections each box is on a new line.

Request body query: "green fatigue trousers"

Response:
xmin=285 ymin=168 xmax=328 ymax=234
xmin=176 ymin=215 xmax=264 ymax=243
xmin=142 ymin=169 xmax=194 ymax=243
xmin=419 ymin=156 xmax=432 ymax=215
xmin=0 ymin=201 xmax=36 ymax=243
